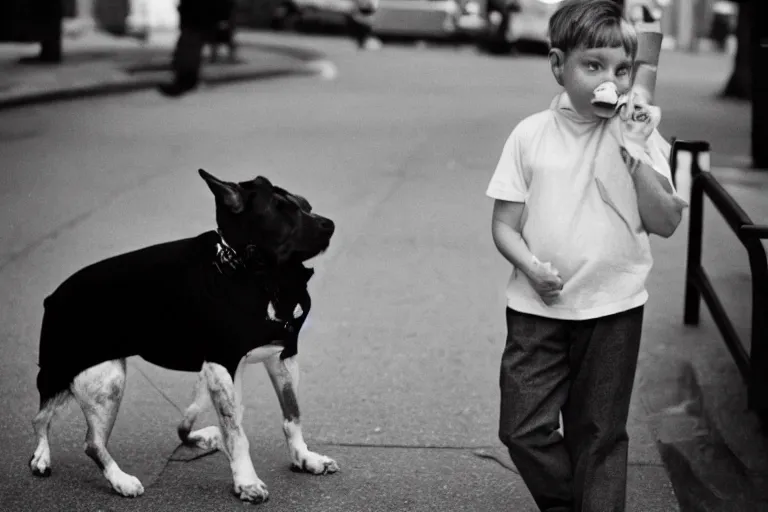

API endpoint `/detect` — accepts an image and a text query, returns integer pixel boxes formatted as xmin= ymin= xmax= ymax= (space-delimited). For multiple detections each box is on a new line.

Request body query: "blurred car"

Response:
xmin=270 ymin=0 xmax=485 ymax=41
xmin=270 ymin=0 xmax=358 ymax=32
xmin=480 ymin=0 xmax=562 ymax=53
xmin=370 ymin=0 xmax=486 ymax=41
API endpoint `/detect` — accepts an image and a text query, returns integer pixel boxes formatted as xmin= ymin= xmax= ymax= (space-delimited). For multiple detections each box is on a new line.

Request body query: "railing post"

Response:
xmin=745 ymin=236 xmax=768 ymax=418
xmin=677 ymin=140 xmax=710 ymax=326
xmin=669 ymin=136 xmax=678 ymax=188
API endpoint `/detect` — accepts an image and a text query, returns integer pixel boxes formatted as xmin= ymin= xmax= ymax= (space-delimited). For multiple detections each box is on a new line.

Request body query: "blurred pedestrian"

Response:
xmin=158 ymin=0 xmax=236 ymax=97
xmin=14 ymin=0 xmax=70 ymax=64
xmin=710 ymin=0 xmax=736 ymax=53
xmin=206 ymin=0 xmax=238 ymax=63
xmin=346 ymin=0 xmax=381 ymax=50
xmin=486 ymin=1 xmax=685 ymax=511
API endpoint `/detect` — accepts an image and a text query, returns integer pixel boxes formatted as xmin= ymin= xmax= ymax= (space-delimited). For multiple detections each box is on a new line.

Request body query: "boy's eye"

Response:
xmin=586 ymin=62 xmax=600 ymax=71
xmin=616 ymin=67 xmax=630 ymax=77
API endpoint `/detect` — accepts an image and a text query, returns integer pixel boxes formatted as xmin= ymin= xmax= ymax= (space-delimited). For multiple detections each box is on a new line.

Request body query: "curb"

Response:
xmin=0 ymin=65 xmax=318 ymax=111
xmin=0 ymin=45 xmax=330 ymax=111
xmin=640 ymin=356 xmax=768 ymax=511
xmin=236 ymin=39 xmax=327 ymax=63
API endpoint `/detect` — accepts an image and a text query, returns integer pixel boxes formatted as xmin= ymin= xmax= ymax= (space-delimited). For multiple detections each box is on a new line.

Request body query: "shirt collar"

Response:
xmin=550 ymin=92 xmax=604 ymax=125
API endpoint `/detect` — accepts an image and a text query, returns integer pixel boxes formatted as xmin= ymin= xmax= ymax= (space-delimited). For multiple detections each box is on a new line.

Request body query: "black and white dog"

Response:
xmin=29 ymin=169 xmax=336 ymax=504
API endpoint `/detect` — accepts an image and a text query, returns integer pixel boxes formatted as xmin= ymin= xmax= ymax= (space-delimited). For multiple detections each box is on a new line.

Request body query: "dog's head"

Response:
xmin=199 ymin=169 xmax=335 ymax=267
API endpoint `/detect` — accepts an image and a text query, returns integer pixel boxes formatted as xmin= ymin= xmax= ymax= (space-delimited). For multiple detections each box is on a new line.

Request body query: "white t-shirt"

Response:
xmin=486 ymin=92 xmax=677 ymax=320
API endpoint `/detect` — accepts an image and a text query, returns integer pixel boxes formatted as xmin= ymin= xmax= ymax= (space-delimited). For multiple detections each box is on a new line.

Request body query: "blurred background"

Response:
xmin=0 ymin=0 xmax=747 ymax=58
xmin=1 ymin=0 xmax=757 ymax=112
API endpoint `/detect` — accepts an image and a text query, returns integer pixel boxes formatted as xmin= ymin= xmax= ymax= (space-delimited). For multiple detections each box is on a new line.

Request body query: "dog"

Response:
xmin=29 ymin=169 xmax=336 ymax=504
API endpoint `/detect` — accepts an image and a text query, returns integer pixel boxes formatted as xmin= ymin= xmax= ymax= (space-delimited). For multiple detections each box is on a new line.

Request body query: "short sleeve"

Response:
xmin=486 ymin=126 xmax=529 ymax=202
xmin=646 ymin=129 xmax=684 ymax=198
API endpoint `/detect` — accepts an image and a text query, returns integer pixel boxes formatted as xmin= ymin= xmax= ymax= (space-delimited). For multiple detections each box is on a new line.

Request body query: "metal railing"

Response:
xmin=671 ymin=140 xmax=768 ymax=422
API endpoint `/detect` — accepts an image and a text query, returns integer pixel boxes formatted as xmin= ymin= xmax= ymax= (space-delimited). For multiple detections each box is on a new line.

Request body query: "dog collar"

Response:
xmin=213 ymin=230 xmax=245 ymax=275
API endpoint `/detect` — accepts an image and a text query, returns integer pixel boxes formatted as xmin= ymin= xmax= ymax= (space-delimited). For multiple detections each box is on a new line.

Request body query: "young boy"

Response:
xmin=486 ymin=1 xmax=686 ymax=511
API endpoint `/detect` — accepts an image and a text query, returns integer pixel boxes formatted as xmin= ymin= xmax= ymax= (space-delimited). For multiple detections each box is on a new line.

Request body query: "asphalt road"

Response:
xmin=0 ymin=33 xmax=759 ymax=512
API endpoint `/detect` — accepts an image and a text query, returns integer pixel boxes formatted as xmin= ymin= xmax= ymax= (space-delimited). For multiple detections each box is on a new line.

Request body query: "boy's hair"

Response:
xmin=548 ymin=0 xmax=638 ymax=59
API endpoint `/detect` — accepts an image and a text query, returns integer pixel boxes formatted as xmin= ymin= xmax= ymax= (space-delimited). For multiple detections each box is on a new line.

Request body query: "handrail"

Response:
xmin=673 ymin=139 xmax=768 ymax=423
xmin=741 ymin=224 xmax=768 ymax=239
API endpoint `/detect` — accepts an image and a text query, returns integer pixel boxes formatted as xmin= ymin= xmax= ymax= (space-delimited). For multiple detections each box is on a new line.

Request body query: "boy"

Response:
xmin=486 ymin=1 xmax=686 ymax=511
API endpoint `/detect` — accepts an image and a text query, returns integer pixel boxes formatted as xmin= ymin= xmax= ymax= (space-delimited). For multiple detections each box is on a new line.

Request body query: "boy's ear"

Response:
xmin=549 ymin=49 xmax=565 ymax=86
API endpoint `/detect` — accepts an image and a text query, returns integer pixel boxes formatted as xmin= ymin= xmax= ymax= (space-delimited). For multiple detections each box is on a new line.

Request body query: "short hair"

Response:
xmin=548 ymin=0 xmax=638 ymax=58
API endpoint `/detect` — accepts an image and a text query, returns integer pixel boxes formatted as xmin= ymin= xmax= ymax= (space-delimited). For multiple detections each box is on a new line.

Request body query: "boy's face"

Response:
xmin=549 ymin=46 xmax=633 ymax=120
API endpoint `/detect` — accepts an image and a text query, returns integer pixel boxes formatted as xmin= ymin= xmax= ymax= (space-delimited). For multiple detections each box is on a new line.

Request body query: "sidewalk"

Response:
xmin=0 ymin=29 xmax=330 ymax=109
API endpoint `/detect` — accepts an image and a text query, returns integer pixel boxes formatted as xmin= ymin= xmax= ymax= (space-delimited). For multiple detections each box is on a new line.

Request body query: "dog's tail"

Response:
xmin=36 ymin=297 xmax=74 ymax=404
xmin=35 ymin=368 xmax=60 ymax=406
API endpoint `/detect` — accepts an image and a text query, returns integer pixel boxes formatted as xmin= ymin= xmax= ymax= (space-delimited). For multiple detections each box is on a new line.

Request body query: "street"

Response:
xmin=0 ymin=32 xmax=764 ymax=511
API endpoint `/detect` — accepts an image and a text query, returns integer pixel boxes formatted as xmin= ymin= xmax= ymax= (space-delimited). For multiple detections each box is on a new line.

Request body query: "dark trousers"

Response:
xmin=171 ymin=27 xmax=206 ymax=88
xmin=346 ymin=14 xmax=373 ymax=47
xmin=498 ymin=306 xmax=644 ymax=512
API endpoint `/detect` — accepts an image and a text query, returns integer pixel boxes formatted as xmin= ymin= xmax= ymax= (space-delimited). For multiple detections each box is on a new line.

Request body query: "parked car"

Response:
xmin=370 ymin=0 xmax=486 ymax=41
xmin=271 ymin=0 xmax=485 ymax=40
xmin=270 ymin=0 xmax=357 ymax=32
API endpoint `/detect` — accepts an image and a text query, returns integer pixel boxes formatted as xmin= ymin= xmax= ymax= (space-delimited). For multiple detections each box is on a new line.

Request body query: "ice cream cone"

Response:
xmin=632 ymin=30 xmax=663 ymax=104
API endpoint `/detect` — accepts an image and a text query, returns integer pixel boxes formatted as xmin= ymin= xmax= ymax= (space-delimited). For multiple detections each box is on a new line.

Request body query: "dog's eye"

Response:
xmin=275 ymin=197 xmax=298 ymax=215
xmin=274 ymin=199 xmax=291 ymax=213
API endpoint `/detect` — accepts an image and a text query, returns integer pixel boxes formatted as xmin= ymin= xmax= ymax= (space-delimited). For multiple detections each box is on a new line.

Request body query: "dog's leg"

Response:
xmin=30 ymin=391 xmax=72 ymax=476
xmin=202 ymin=361 xmax=268 ymax=504
xmin=263 ymin=354 xmax=339 ymax=475
xmin=177 ymin=370 xmax=223 ymax=450
xmin=71 ymin=359 xmax=144 ymax=497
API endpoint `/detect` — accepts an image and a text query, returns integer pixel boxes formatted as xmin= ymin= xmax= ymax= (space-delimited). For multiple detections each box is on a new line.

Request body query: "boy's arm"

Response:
xmin=623 ymin=148 xmax=687 ymax=238
xmin=491 ymin=200 xmax=537 ymax=277
xmin=491 ymin=200 xmax=564 ymax=303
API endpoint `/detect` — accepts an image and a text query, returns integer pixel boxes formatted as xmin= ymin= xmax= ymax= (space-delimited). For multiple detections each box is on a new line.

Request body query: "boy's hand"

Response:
xmin=526 ymin=256 xmax=564 ymax=305
xmin=618 ymin=90 xmax=661 ymax=141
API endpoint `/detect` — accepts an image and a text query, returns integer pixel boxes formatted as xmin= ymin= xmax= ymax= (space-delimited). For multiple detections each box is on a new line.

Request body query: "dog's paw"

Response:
xmin=292 ymin=451 xmax=339 ymax=475
xmin=234 ymin=480 xmax=269 ymax=504
xmin=29 ymin=452 xmax=51 ymax=477
xmin=185 ymin=425 xmax=222 ymax=451
xmin=110 ymin=471 xmax=144 ymax=497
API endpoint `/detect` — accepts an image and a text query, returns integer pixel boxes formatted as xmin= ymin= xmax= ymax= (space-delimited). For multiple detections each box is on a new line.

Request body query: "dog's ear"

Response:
xmin=199 ymin=169 xmax=245 ymax=214
xmin=254 ymin=176 xmax=272 ymax=187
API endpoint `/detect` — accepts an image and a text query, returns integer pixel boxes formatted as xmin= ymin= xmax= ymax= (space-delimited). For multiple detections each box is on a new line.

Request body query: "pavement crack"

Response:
xmin=168 ymin=444 xmax=219 ymax=463
xmin=320 ymin=441 xmax=493 ymax=450
xmin=320 ymin=442 xmax=522 ymax=474
xmin=316 ymin=442 xmax=667 ymax=476
xmin=472 ymin=448 xmax=520 ymax=474
xmin=132 ymin=362 xmax=183 ymax=415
